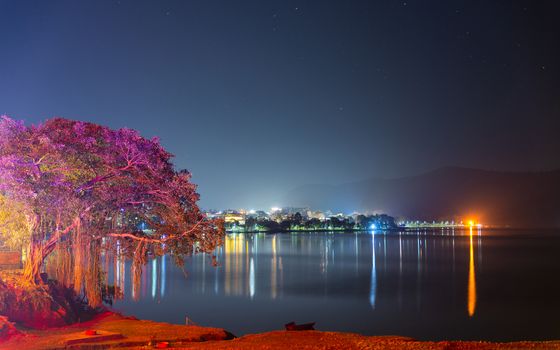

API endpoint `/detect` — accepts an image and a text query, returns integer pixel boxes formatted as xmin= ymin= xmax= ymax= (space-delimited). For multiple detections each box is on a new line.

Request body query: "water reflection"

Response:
xmin=271 ymin=235 xmax=277 ymax=299
xmin=107 ymin=229 xmax=534 ymax=339
xmin=114 ymin=242 xmax=125 ymax=297
xmin=111 ymin=230 xmax=483 ymax=308
xmin=161 ymin=255 xmax=166 ymax=297
xmin=370 ymin=233 xmax=376 ymax=308
xmin=249 ymin=257 xmax=255 ymax=299
xmin=468 ymin=227 xmax=477 ymax=317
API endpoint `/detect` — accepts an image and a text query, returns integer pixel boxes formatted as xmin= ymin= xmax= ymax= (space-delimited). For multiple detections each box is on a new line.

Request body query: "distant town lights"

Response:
xmin=370 ymin=223 xmax=377 ymax=230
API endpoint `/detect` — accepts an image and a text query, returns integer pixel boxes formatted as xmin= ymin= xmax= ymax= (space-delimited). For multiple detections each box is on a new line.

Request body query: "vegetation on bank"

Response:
xmin=226 ymin=214 xmax=398 ymax=233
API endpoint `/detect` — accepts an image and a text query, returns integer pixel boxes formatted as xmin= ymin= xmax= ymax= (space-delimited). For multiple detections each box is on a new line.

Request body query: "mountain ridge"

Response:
xmin=284 ymin=167 xmax=560 ymax=228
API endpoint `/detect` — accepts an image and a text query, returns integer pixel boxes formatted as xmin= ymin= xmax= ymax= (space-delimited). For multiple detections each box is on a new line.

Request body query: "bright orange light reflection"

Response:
xmin=468 ymin=226 xmax=477 ymax=317
xmin=271 ymin=235 xmax=278 ymax=299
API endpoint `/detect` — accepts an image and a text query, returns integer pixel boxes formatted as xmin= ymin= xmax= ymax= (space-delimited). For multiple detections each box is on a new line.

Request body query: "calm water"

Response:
xmin=109 ymin=229 xmax=560 ymax=341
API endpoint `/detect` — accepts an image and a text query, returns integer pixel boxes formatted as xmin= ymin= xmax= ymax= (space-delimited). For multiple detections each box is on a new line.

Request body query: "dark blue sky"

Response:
xmin=1 ymin=0 xmax=559 ymax=209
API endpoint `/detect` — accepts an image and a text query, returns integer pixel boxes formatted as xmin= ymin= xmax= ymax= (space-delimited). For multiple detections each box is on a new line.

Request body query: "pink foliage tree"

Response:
xmin=0 ymin=116 xmax=223 ymax=304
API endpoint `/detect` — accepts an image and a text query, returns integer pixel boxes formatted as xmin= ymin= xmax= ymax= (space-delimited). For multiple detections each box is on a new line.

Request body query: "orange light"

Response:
xmin=468 ymin=226 xmax=477 ymax=317
xmin=468 ymin=220 xmax=475 ymax=227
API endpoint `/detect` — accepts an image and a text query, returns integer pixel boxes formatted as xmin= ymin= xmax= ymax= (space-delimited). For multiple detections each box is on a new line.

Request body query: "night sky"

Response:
xmin=1 ymin=0 xmax=559 ymax=209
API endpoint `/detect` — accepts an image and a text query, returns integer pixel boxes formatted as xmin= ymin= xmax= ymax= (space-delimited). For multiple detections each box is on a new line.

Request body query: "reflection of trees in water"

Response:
xmin=45 ymin=231 xmax=215 ymax=307
xmin=46 ymin=228 xmax=103 ymax=307
xmin=131 ymin=241 xmax=147 ymax=301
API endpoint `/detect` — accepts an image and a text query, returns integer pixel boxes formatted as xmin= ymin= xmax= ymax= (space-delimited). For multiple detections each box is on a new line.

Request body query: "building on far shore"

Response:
xmin=223 ymin=211 xmax=245 ymax=225
xmin=246 ymin=210 xmax=269 ymax=220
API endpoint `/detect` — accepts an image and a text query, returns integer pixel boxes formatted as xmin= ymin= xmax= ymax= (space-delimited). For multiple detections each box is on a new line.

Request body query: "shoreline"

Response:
xmin=1 ymin=311 xmax=559 ymax=349
xmin=226 ymin=226 xmax=560 ymax=234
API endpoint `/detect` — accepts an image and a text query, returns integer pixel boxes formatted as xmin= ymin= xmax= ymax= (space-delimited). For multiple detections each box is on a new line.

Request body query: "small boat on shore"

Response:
xmin=285 ymin=321 xmax=316 ymax=331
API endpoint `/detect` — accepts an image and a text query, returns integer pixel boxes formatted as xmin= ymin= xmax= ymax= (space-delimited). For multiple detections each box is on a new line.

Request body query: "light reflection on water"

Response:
xmin=370 ymin=233 xmax=376 ymax=309
xmin=109 ymin=230 xmax=560 ymax=341
xmin=468 ymin=227 xmax=477 ymax=317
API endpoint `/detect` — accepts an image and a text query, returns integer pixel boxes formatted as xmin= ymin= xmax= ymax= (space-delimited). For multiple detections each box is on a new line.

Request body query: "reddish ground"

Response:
xmin=0 ymin=311 xmax=231 ymax=349
xmin=178 ymin=332 xmax=560 ymax=350
xmin=1 ymin=312 xmax=559 ymax=350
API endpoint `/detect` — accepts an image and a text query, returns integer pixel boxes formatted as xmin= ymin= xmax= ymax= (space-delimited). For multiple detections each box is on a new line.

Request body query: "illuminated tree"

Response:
xmin=0 ymin=195 xmax=33 ymax=250
xmin=0 ymin=116 xmax=224 ymax=304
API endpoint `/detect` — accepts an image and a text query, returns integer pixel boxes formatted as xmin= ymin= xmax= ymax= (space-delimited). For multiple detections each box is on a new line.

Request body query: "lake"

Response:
xmin=108 ymin=229 xmax=560 ymax=341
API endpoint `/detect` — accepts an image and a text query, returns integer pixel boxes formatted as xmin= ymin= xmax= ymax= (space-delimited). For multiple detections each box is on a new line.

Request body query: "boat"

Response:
xmin=284 ymin=321 xmax=316 ymax=331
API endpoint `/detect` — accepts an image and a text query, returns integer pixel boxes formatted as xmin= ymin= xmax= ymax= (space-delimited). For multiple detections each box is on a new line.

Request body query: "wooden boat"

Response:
xmin=284 ymin=321 xmax=316 ymax=331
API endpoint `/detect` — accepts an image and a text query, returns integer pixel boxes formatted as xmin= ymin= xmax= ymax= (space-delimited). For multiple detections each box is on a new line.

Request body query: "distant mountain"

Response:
xmin=284 ymin=167 xmax=560 ymax=228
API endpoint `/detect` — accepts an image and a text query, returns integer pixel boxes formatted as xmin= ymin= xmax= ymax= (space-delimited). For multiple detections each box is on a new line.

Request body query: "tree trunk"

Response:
xmin=22 ymin=218 xmax=80 ymax=284
xmin=23 ymin=240 xmax=43 ymax=284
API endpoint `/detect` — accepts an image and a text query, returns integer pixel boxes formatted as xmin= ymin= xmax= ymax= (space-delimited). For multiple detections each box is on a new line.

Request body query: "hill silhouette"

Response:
xmin=284 ymin=167 xmax=560 ymax=228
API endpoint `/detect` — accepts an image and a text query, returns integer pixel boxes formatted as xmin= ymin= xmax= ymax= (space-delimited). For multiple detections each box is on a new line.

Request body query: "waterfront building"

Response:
xmin=223 ymin=211 xmax=246 ymax=225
